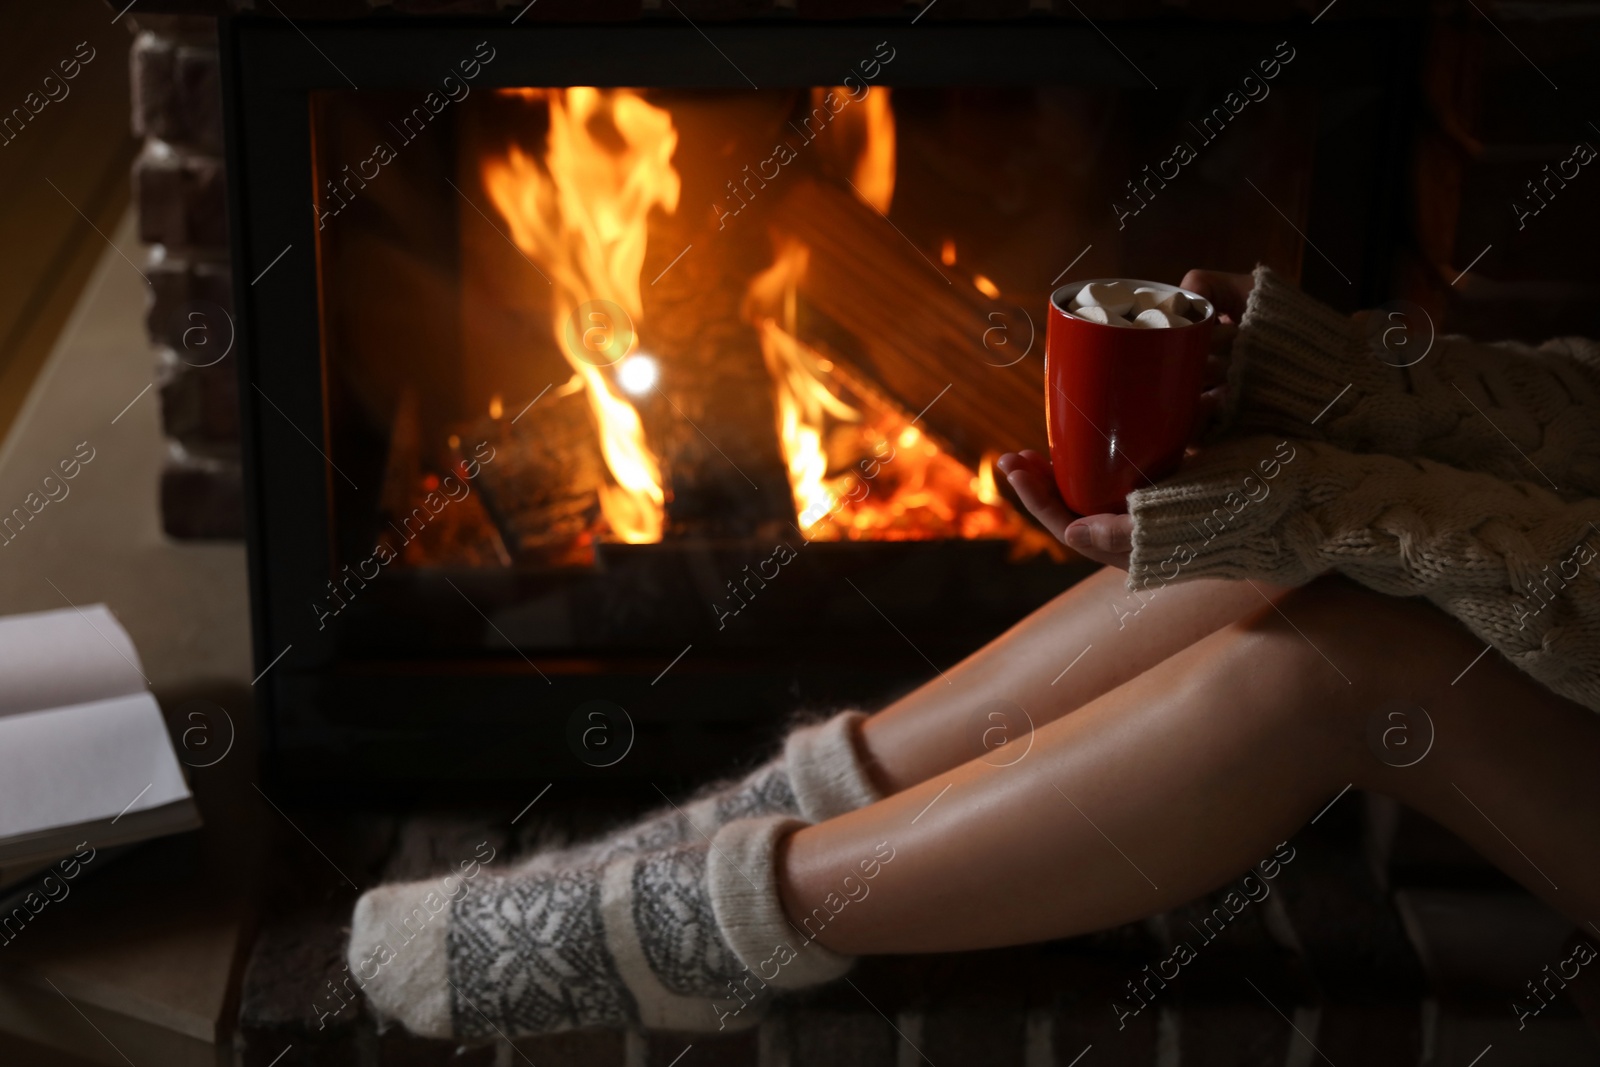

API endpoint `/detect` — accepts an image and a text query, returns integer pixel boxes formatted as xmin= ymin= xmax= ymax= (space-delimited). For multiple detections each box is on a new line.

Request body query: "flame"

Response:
xmin=940 ymin=238 xmax=957 ymax=266
xmin=759 ymin=319 xmax=861 ymax=529
xmin=973 ymin=453 xmax=1001 ymax=504
xmin=814 ymin=86 xmax=896 ymax=214
xmin=972 ymin=274 xmax=1000 ymax=299
xmin=851 ymin=87 xmax=896 ymax=213
xmin=488 ymin=394 xmax=503 ymax=420
xmin=747 ymin=240 xmax=861 ymax=528
xmin=482 ymin=88 xmax=678 ymax=543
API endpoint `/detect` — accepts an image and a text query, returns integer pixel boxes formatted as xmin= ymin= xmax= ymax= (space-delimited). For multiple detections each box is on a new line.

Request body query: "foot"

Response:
xmin=348 ymin=816 xmax=852 ymax=1038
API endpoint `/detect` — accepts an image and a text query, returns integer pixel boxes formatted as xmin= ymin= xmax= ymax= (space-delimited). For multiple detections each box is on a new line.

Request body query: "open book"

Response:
xmin=0 ymin=605 xmax=200 ymax=868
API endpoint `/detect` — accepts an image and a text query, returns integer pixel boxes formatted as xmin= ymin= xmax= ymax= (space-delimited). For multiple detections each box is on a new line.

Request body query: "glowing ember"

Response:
xmin=482 ymin=87 xmax=677 ymax=544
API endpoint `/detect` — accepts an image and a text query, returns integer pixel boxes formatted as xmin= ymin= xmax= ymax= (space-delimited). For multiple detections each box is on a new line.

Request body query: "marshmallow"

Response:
xmin=1072 ymin=305 xmax=1130 ymax=327
xmin=1132 ymin=308 xmax=1186 ymax=329
xmin=1134 ymin=287 xmax=1196 ymax=319
xmin=1130 ymin=288 xmax=1165 ymax=314
xmin=1073 ymin=281 xmax=1136 ymax=317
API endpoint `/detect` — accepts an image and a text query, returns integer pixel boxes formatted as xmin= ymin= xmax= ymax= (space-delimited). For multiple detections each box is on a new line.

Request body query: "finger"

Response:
xmin=1015 ymin=449 xmax=1054 ymax=478
xmin=1203 ymin=352 xmax=1227 ymax=389
xmin=1004 ymin=467 xmax=1077 ymax=540
xmin=1179 ymin=269 xmax=1253 ymax=322
xmin=998 ymin=451 xmax=1050 ymax=482
xmin=1063 ymin=513 xmax=1134 ymax=570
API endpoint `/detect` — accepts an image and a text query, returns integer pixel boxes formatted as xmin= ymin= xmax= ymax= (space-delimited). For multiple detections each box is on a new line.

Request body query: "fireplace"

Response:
xmin=223 ymin=15 xmax=1418 ymax=796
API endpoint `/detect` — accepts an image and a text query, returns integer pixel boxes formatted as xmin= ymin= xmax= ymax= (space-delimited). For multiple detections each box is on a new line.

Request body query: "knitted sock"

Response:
xmin=348 ymin=816 xmax=851 ymax=1038
xmin=520 ymin=709 xmax=879 ymax=873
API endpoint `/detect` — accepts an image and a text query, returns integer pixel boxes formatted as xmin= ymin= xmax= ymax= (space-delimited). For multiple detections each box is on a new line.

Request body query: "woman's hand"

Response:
xmin=1180 ymin=269 xmax=1255 ymax=438
xmin=995 ymin=449 xmax=1133 ymax=569
xmin=1179 ymin=269 xmax=1254 ymax=325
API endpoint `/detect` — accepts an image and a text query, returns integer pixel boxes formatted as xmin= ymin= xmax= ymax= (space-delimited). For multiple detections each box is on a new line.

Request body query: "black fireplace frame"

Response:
xmin=220 ymin=14 xmax=1422 ymax=800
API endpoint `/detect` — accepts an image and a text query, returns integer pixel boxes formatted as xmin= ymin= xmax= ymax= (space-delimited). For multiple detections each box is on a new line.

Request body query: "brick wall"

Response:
xmin=1404 ymin=4 xmax=1600 ymax=343
xmin=132 ymin=14 xmax=242 ymax=538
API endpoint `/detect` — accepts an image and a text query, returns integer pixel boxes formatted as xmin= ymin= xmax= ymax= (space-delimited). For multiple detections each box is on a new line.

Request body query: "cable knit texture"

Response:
xmin=1128 ymin=435 xmax=1600 ymax=711
xmin=1221 ymin=265 xmax=1600 ymax=500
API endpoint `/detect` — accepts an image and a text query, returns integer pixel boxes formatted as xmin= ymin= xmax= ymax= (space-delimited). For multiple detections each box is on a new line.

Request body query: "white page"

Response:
xmin=0 ymin=692 xmax=190 ymax=840
xmin=0 ymin=604 xmax=146 ymax=718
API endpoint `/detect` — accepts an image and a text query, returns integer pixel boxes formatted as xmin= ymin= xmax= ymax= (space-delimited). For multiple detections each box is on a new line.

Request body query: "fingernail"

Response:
xmin=1064 ymin=524 xmax=1091 ymax=548
xmin=1005 ymin=471 xmax=1023 ymax=488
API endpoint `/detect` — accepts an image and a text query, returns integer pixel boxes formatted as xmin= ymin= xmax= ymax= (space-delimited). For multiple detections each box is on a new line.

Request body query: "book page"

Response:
xmin=0 ymin=692 xmax=190 ymax=840
xmin=0 ymin=604 xmax=147 ymax=718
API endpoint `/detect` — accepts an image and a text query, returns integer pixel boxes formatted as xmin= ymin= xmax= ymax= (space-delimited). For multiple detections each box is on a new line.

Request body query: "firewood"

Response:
xmin=769 ymin=177 xmax=1049 ymax=468
xmin=460 ymin=386 xmax=604 ymax=562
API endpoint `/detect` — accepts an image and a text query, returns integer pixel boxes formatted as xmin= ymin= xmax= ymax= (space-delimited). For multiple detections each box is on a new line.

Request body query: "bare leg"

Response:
xmin=783 ymin=578 xmax=1600 ymax=951
xmin=859 ymin=566 xmax=1292 ymax=793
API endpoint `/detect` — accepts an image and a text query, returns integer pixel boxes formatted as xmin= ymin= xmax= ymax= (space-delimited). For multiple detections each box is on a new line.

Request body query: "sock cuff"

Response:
xmin=784 ymin=710 xmax=881 ymax=823
xmin=707 ymin=816 xmax=854 ymax=991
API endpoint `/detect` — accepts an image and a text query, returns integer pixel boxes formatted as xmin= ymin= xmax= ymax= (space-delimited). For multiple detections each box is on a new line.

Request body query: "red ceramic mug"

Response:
xmin=1045 ymin=278 xmax=1214 ymax=515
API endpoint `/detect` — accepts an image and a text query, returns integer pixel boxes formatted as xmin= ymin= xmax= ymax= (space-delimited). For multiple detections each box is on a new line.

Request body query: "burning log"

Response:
xmin=769 ymin=177 xmax=1049 ymax=468
xmin=640 ymin=210 xmax=796 ymax=540
xmin=461 ymin=385 xmax=605 ymax=563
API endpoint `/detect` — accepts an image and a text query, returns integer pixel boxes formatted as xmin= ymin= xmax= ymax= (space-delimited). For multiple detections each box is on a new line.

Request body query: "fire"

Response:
xmin=746 ymin=240 xmax=863 ymax=530
xmin=973 ymin=454 xmax=1001 ymax=504
xmin=759 ymin=319 xmax=860 ymax=528
xmin=742 ymin=94 xmax=1056 ymax=554
xmin=756 ymin=305 xmax=1018 ymax=542
xmin=851 ymin=86 xmax=895 ymax=213
xmin=459 ymin=85 xmax=1052 ymax=559
xmin=482 ymin=87 xmax=677 ymax=543
xmin=812 ymin=85 xmax=895 ymax=214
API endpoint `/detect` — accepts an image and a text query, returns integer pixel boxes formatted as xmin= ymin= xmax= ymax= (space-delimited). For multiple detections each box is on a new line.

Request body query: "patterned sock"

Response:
xmin=521 ymin=709 xmax=879 ymax=873
xmin=348 ymin=816 xmax=851 ymax=1038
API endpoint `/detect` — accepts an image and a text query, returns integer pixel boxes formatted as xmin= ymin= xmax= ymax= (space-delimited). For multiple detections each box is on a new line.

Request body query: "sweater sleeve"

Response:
xmin=1221 ymin=266 xmax=1600 ymax=499
xmin=1126 ymin=437 xmax=1600 ymax=713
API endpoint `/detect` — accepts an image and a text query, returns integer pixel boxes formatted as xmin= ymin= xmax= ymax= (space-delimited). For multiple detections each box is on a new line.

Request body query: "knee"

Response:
xmin=1259 ymin=577 xmax=1476 ymax=676
xmin=1225 ymin=577 xmax=1472 ymax=758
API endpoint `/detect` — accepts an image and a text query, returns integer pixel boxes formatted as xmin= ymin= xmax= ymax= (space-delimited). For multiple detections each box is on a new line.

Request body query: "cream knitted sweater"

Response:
xmin=1126 ymin=266 xmax=1600 ymax=712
